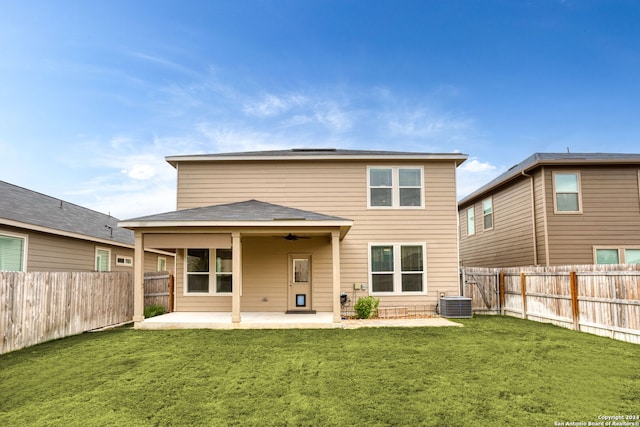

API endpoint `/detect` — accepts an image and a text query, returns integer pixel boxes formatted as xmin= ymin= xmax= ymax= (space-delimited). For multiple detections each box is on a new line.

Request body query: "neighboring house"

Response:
xmin=458 ymin=153 xmax=640 ymax=267
xmin=119 ymin=148 xmax=468 ymax=324
xmin=0 ymin=181 xmax=174 ymax=273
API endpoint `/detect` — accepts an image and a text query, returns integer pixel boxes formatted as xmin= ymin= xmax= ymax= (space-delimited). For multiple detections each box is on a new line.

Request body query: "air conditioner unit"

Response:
xmin=439 ymin=296 xmax=472 ymax=318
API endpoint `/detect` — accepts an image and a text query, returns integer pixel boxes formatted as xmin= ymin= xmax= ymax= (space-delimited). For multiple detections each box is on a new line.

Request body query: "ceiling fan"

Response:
xmin=274 ymin=233 xmax=311 ymax=241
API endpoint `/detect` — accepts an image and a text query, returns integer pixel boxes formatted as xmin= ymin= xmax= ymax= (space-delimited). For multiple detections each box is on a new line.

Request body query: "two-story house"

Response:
xmin=458 ymin=153 xmax=640 ymax=267
xmin=120 ymin=148 xmax=467 ymax=326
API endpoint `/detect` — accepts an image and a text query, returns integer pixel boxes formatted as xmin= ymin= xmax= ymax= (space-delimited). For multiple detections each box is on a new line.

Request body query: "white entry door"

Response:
xmin=288 ymin=254 xmax=312 ymax=311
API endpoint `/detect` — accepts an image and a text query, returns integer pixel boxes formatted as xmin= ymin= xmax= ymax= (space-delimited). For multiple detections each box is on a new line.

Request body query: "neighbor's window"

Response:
xmin=186 ymin=248 xmax=232 ymax=294
xmin=0 ymin=233 xmax=27 ymax=271
xmin=368 ymin=167 xmax=423 ymax=208
xmin=624 ymin=249 xmax=640 ymax=264
xmin=116 ymin=255 xmax=133 ymax=267
xmin=466 ymin=207 xmax=475 ymax=236
xmin=554 ymin=172 xmax=581 ymax=213
xmin=157 ymin=257 xmax=167 ymax=272
xmin=595 ymin=248 xmax=640 ymax=264
xmin=370 ymin=243 xmax=426 ymax=294
xmin=482 ymin=198 xmax=493 ymax=230
xmin=95 ymin=248 xmax=111 ymax=271
xmin=595 ymin=249 xmax=619 ymax=265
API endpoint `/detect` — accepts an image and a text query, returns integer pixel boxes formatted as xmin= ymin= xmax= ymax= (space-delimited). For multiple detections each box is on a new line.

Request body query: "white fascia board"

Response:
xmin=0 ymin=218 xmax=134 ymax=249
xmin=118 ymin=219 xmax=354 ymax=229
xmin=166 ymin=153 xmax=469 ymax=166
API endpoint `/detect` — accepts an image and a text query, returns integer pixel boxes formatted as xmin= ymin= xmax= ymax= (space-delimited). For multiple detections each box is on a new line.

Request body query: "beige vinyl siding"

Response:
xmin=544 ymin=166 xmax=640 ymax=265
xmin=143 ymin=253 xmax=175 ymax=272
xmin=241 ymin=237 xmax=333 ymax=312
xmin=174 ymin=159 xmax=461 ymax=307
xmin=459 ymin=176 xmax=536 ymax=267
xmin=175 ymin=238 xmax=335 ymax=312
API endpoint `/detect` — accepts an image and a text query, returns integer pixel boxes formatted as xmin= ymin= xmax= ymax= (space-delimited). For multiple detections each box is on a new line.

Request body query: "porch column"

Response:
xmin=232 ymin=232 xmax=242 ymax=323
xmin=133 ymin=231 xmax=145 ymax=323
xmin=331 ymin=230 xmax=341 ymax=323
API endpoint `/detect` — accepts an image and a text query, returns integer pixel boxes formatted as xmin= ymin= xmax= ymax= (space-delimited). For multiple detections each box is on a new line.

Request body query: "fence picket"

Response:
xmin=462 ymin=265 xmax=640 ymax=344
xmin=0 ymin=272 xmax=134 ymax=354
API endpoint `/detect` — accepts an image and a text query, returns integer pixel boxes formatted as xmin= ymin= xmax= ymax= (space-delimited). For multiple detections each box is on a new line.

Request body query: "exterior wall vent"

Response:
xmin=439 ymin=296 xmax=472 ymax=318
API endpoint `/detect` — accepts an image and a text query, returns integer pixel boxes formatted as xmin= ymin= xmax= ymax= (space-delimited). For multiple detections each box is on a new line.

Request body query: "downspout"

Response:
xmin=521 ymin=171 xmax=538 ymax=265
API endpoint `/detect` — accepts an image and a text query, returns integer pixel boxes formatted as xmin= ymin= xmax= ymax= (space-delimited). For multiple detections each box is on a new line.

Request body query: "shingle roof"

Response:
xmin=120 ymin=200 xmax=351 ymax=224
xmin=0 ymin=181 xmax=134 ymax=245
xmin=166 ymin=148 xmax=468 ymax=167
xmin=459 ymin=152 xmax=640 ymax=206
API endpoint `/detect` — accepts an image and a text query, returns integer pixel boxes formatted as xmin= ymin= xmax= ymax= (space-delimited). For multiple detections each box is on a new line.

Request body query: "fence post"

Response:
xmin=520 ymin=272 xmax=528 ymax=319
xmin=570 ymin=271 xmax=579 ymax=331
xmin=168 ymin=274 xmax=174 ymax=313
xmin=499 ymin=271 xmax=505 ymax=316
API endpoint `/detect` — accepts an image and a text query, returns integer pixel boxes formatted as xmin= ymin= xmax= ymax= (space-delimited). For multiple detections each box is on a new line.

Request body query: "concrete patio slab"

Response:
xmin=136 ymin=312 xmax=464 ymax=330
xmin=136 ymin=311 xmax=340 ymax=329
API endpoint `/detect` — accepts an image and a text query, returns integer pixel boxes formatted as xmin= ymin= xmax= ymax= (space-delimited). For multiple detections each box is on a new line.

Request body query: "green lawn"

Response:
xmin=0 ymin=316 xmax=638 ymax=426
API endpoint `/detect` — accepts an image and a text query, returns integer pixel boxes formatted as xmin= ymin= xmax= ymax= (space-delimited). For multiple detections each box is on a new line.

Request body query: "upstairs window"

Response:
xmin=554 ymin=172 xmax=582 ymax=213
xmin=0 ymin=233 xmax=27 ymax=272
xmin=482 ymin=198 xmax=493 ymax=230
xmin=368 ymin=167 xmax=423 ymax=208
xmin=466 ymin=207 xmax=475 ymax=236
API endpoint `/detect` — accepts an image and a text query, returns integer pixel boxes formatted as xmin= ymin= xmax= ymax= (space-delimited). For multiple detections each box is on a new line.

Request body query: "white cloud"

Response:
xmin=384 ymin=108 xmax=473 ymax=140
xmin=122 ymin=164 xmax=155 ymax=180
xmin=243 ymin=93 xmax=307 ymax=117
xmin=459 ymin=159 xmax=496 ymax=173
xmin=456 ymin=158 xmax=505 ymax=200
xmin=313 ymin=102 xmax=352 ymax=132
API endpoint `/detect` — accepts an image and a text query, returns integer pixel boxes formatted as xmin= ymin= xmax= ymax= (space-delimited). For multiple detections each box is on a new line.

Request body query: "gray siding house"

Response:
xmin=458 ymin=153 xmax=640 ymax=267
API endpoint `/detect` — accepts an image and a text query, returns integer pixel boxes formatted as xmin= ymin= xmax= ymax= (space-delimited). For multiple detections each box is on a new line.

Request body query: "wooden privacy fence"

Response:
xmin=143 ymin=271 xmax=173 ymax=313
xmin=0 ymin=272 xmax=133 ymax=354
xmin=462 ymin=265 xmax=640 ymax=344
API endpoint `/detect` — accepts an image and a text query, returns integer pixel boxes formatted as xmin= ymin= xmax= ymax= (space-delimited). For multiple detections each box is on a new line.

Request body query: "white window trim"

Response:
xmin=183 ymin=248 xmax=232 ymax=296
xmin=95 ymin=247 xmax=111 ymax=272
xmin=466 ymin=206 xmax=475 ymax=236
xmin=0 ymin=231 xmax=28 ymax=272
xmin=482 ymin=197 xmax=493 ymax=231
xmin=593 ymin=246 xmax=640 ymax=264
xmin=367 ymin=166 xmax=425 ymax=209
xmin=553 ymin=171 xmax=583 ymax=214
xmin=368 ymin=242 xmax=427 ymax=296
xmin=115 ymin=254 xmax=133 ymax=267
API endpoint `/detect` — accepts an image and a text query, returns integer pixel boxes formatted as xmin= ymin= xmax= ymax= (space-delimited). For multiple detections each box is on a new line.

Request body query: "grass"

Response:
xmin=0 ymin=316 xmax=638 ymax=426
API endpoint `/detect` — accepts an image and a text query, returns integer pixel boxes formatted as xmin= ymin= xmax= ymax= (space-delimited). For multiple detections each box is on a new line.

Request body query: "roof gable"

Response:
xmin=459 ymin=152 xmax=640 ymax=206
xmin=0 ymin=181 xmax=134 ymax=245
xmin=120 ymin=199 xmax=351 ymax=224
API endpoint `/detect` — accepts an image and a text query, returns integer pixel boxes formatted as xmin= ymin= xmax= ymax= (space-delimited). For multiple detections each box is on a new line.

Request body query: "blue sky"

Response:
xmin=2 ymin=0 xmax=640 ymax=219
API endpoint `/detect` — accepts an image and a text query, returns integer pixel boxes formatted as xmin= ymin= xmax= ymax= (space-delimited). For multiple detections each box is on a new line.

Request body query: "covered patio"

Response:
xmin=119 ymin=200 xmax=353 ymax=327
